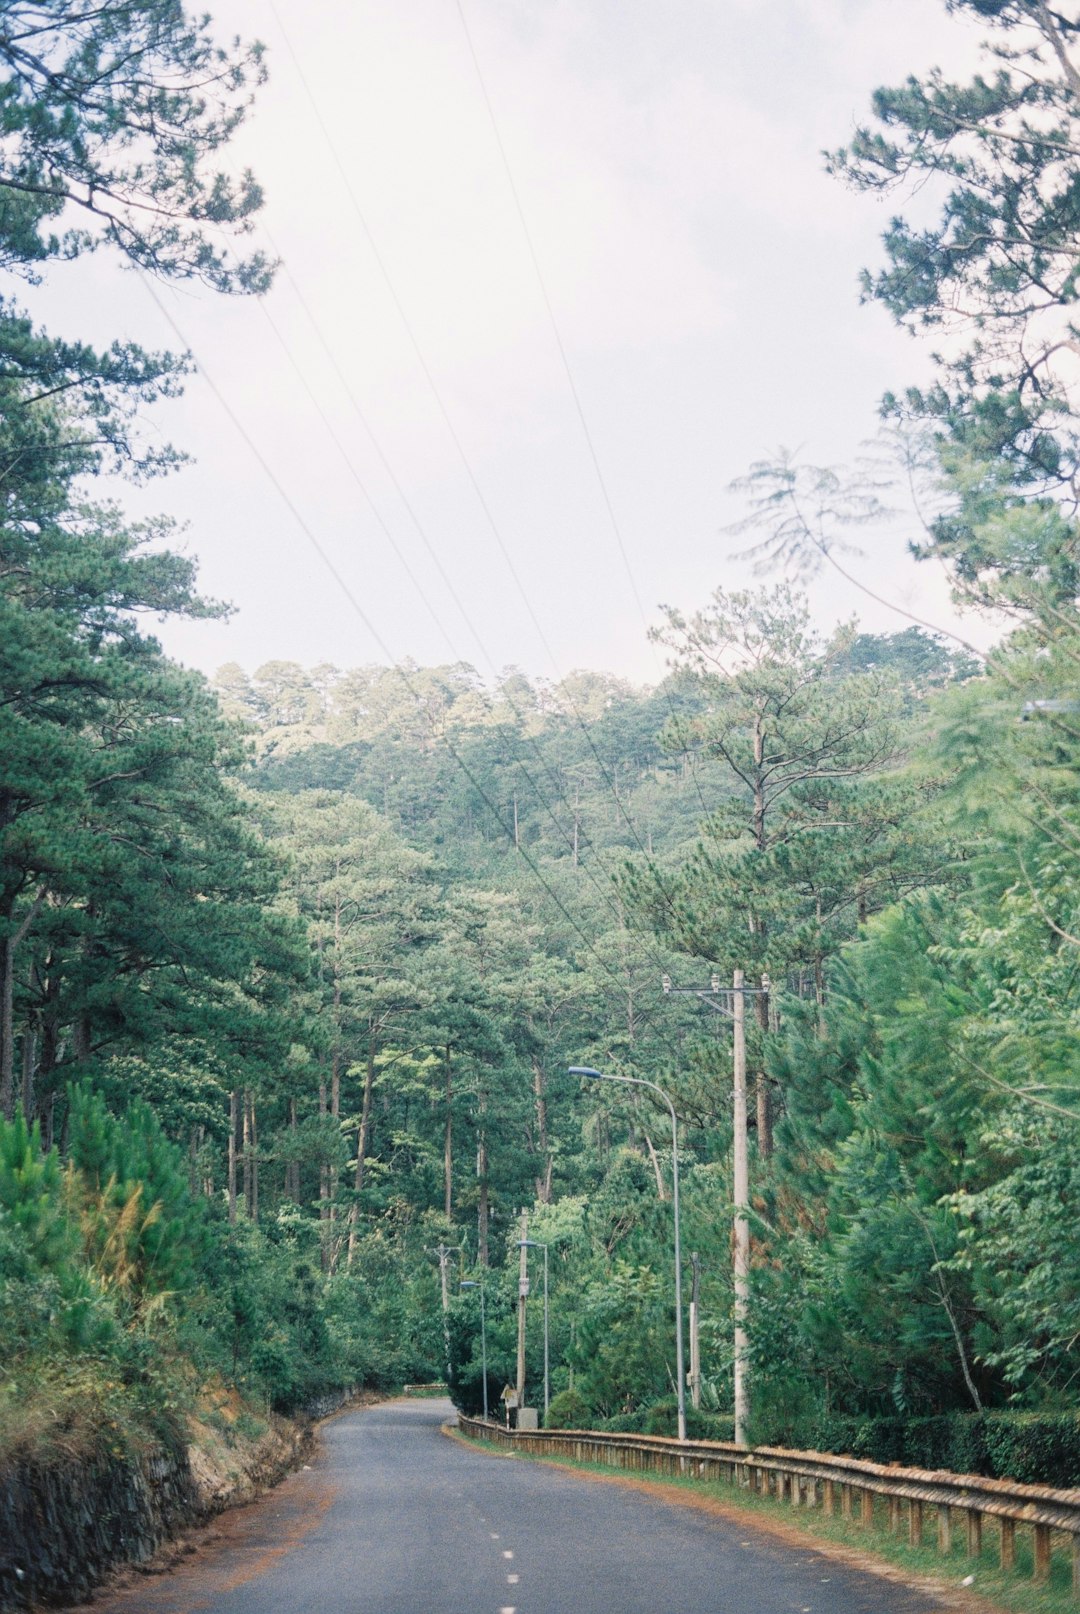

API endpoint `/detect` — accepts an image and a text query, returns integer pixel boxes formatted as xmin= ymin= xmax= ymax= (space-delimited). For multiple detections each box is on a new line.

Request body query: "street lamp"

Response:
xmin=570 ymin=1065 xmax=686 ymax=1443
xmin=518 ymin=1238 xmax=549 ymax=1418
xmin=460 ymin=1278 xmax=488 ymax=1422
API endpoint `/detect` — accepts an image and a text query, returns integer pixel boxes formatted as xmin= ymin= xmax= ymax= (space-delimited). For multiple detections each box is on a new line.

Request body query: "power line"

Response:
xmin=266 ymin=1 xmax=701 ymax=941
xmin=247 ymin=253 xmax=673 ymax=961
xmin=137 ymin=271 xmax=679 ymax=1024
xmin=449 ymin=0 xmax=722 ymax=844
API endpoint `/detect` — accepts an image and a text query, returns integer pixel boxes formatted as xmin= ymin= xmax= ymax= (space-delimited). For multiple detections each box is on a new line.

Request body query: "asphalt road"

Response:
xmin=87 ymin=1398 xmax=945 ymax=1614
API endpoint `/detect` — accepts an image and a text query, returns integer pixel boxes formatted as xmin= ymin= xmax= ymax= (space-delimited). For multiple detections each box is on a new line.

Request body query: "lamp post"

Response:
xmin=460 ymin=1278 xmax=488 ymax=1422
xmin=518 ymin=1238 xmax=549 ymax=1418
xmin=570 ymin=1066 xmax=686 ymax=1443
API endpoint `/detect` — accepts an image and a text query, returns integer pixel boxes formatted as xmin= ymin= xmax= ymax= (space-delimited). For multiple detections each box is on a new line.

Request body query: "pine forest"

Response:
xmin=7 ymin=0 xmax=1080 ymax=1513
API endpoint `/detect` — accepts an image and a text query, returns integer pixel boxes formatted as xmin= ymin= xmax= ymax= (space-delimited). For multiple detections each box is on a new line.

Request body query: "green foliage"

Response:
xmin=10 ymin=0 xmax=1080 ymax=1481
xmin=784 ymin=1410 xmax=1080 ymax=1488
xmin=544 ymin=1387 xmax=592 ymax=1429
xmin=0 ymin=0 xmax=271 ymax=289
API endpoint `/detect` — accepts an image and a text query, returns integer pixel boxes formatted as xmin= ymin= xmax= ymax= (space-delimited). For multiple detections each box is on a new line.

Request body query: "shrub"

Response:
xmin=641 ymin=1396 xmax=735 ymax=1441
xmin=544 ymin=1388 xmax=592 ymax=1429
xmin=783 ymin=1410 xmax=1080 ymax=1486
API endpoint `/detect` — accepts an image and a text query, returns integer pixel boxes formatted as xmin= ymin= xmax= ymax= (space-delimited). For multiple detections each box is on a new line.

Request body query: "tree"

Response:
xmin=831 ymin=4 xmax=1080 ymax=422
xmin=0 ymin=0 xmax=270 ymax=288
xmin=825 ymin=3 xmax=1080 ymax=622
xmin=627 ymin=586 xmax=913 ymax=1149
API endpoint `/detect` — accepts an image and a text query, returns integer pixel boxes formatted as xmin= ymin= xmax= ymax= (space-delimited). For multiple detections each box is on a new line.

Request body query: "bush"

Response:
xmin=782 ymin=1410 xmax=1080 ymax=1486
xmin=636 ymin=1397 xmax=735 ymax=1441
xmin=544 ymin=1388 xmax=593 ymax=1429
xmin=602 ymin=1408 xmax=649 ymax=1433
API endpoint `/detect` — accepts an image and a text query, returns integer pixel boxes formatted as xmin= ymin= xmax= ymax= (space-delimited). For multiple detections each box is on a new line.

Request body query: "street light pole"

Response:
xmin=460 ymin=1278 xmax=488 ymax=1421
xmin=519 ymin=1239 xmax=549 ymax=1418
xmin=570 ymin=1066 xmax=686 ymax=1443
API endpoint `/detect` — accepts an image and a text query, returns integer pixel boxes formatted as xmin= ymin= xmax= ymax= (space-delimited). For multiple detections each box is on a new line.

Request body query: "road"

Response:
xmin=87 ymin=1399 xmax=945 ymax=1614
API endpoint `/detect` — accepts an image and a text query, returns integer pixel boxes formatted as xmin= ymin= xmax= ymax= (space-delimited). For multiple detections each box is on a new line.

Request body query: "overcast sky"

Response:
xmin=34 ymin=0 xmax=993 ymax=687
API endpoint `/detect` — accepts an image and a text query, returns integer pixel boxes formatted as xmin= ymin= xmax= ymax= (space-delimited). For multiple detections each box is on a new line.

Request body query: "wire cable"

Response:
xmin=245 ymin=259 xmax=673 ymax=958
xmin=138 ymin=270 xmax=681 ymax=1022
xmin=450 ymin=0 xmax=722 ymax=843
xmin=266 ymin=2 xmax=704 ymax=941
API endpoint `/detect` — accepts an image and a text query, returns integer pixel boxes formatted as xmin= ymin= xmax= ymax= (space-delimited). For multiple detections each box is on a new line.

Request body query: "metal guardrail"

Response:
xmin=458 ymin=1416 xmax=1080 ymax=1592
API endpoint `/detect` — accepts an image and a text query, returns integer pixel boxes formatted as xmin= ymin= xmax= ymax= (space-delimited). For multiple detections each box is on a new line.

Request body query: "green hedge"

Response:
xmin=783 ymin=1412 xmax=1080 ymax=1487
xmin=600 ymin=1398 xmax=734 ymax=1442
xmin=564 ymin=1397 xmax=1080 ymax=1488
xmin=544 ymin=1388 xmax=592 ymax=1430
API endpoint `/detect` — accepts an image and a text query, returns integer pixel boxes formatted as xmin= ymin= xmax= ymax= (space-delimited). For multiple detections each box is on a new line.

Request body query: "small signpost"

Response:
xmin=500 ymin=1383 xmax=517 ymax=1429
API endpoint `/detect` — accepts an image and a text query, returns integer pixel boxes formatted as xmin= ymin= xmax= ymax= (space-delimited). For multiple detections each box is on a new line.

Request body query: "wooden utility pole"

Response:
xmin=689 ymin=1251 xmax=702 ymax=1411
xmin=515 ymin=1211 xmax=529 ymax=1411
xmin=733 ymin=970 xmax=750 ymax=1446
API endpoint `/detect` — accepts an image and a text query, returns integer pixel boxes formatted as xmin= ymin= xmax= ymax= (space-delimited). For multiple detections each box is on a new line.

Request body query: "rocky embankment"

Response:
xmin=0 ymin=1386 xmax=324 ymax=1610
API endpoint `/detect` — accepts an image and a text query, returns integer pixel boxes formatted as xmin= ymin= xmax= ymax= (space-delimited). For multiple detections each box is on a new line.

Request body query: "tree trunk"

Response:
xmin=477 ymin=1085 xmax=489 ymax=1266
xmin=752 ymin=715 xmax=766 ymax=850
xmin=242 ymin=1087 xmax=252 ymax=1215
xmin=1 ymin=937 xmax=15 ymax=1123
xmin=347 ymin=1040 xmax=376 ymax=1269
xmin=533 ymin=1060 xmax=551 ymax=1202
xmin=250 ymin=1093 xmax=258 ymax=1224
xmin=318 ymin=1072 xmax=329 ymax=1228
xmin=2 ymin=890 xmax=44 ymax=1121
xmin=444 ymin=1044 xmax=453 ymax=1222
xmin=643 ymin=1128 xmax=668 ymax=1201
xmin=228 ymin=1088 xmax=238 ymax=1227
xmin=755 ymin=978 xmax=772 ymax=1158
xmin=21 ymin=1028 xmax=35 ymax=1125
xmin=288 ymin=1097 xmax=299 ymax=1201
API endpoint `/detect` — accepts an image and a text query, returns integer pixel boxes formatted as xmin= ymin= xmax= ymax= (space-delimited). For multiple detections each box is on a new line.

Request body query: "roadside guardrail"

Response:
xmin=458 ymin=1415 xmax=1080 ymax=1593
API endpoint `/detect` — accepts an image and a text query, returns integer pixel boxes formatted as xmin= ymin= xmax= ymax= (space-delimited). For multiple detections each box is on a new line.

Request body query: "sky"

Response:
xmin=31 ymin=0 xmax=995 ymax=688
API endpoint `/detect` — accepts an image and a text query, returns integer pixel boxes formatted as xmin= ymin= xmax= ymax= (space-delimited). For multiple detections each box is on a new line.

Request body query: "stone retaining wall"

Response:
xmin=0 ymin=1437 xmax=199 ymax=1609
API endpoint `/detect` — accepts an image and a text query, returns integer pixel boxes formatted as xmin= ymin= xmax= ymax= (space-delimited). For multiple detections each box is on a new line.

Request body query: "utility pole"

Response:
xmin=661 ymin=968 xmax=769 ymax=1448
xmin=732 ymin=969 xmax=750 ymax=1447
xmin=515 ymin=1211 xmax=528 ymax=1414
xmin=689 ymin=1251 xmax=701 ymax=1412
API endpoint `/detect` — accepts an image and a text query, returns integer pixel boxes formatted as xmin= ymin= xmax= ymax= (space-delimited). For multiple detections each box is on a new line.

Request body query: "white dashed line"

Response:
xmin=507 ymin=1572 xmax=520 ymax=1585
xmin=502 ymin=1549 xmax=513 ymax=1559
xmin=500 ymin=1606 xmax=516 ymax=1613
xmin=490 ymin=1532 xmax=499 ymax=1539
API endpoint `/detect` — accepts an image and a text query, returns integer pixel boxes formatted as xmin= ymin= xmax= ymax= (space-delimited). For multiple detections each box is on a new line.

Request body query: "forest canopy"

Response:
xmin=5 ymin=0 xmax=1080 ymax=1488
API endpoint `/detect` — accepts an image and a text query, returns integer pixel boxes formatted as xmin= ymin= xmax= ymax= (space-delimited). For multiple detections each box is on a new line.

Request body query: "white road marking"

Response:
xmin=502 ymin=1549 xmax=514 ymax=1559
xmin=490 ymin=1532 xmax=499 ymax=1539
xmin=499 ymin=1606 xmax=516 ymax=1613
xmin=507 ymin=1572 xmax=520 ymax=1584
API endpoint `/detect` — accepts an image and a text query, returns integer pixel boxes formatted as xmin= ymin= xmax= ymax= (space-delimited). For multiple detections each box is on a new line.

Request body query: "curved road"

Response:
xmin=89 ymin=1399 xmax=944 ymax=1614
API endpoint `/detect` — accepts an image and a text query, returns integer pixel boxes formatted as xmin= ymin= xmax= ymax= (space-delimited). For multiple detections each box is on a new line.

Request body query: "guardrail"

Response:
xmin=402 ymin=1382 xmax=448 ymax=1396
xmin=458 ymin=1415 xmax=1080 ymax=1593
